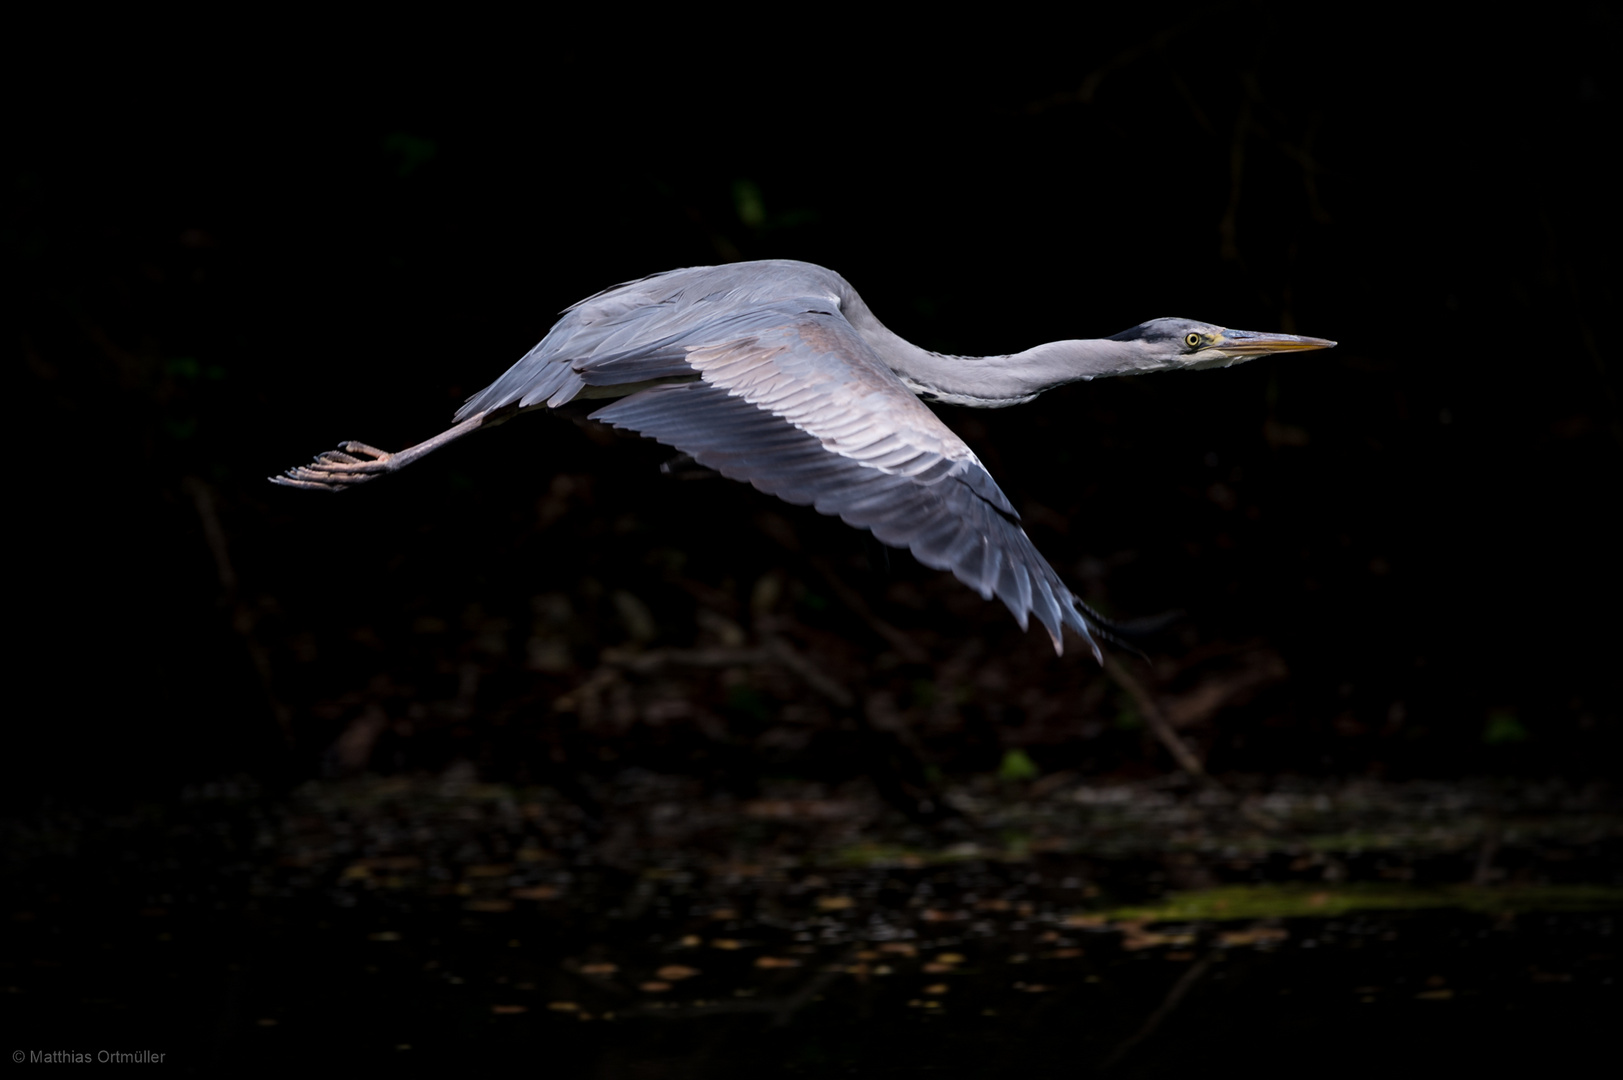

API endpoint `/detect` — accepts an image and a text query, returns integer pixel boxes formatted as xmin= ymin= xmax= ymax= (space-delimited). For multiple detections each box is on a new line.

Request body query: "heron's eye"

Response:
xmin=1184 ymin=332 xmax=1203 ymax=349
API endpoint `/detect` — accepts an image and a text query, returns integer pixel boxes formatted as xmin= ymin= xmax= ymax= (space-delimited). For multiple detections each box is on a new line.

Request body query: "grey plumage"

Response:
xmin=273 ymin=259 xmax=1335 ymax=659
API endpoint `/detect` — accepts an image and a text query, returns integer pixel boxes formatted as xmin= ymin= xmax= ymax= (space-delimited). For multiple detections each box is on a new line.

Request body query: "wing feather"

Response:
xmin=591 ymin=381 xmax=1097 ymax=655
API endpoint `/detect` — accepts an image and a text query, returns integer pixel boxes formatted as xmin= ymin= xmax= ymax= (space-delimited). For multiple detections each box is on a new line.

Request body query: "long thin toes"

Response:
xmin=311 ymin=452 xmax=389 ymax=473
xmin=282 ymin=465 xmax=367 ymax=487
xmin=269 ymin=474 xmax=340 ymax=492
xmin=269 ymin=439 xmax=395 ymax=492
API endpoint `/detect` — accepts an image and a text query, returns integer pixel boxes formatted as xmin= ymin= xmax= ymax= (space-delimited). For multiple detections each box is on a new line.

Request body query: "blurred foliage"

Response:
xmin=1484 ymin=710 xmax=1531 ymax=746
xmin=997 ymin=749 xmax=1040 ymax=783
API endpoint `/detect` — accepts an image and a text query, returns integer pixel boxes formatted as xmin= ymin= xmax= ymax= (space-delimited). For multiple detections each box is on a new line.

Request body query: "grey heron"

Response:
xmin=272 ymin=260 xmax=1334 ymax=660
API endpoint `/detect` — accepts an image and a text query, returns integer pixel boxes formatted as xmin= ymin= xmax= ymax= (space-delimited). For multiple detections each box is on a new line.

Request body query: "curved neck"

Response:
xmin=839 ymin=288 xmax=1167 ymax=407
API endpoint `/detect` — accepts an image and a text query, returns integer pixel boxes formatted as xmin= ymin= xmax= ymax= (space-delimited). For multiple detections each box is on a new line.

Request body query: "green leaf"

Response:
xmin=997 ymin=748 xmax=1039 ymax=782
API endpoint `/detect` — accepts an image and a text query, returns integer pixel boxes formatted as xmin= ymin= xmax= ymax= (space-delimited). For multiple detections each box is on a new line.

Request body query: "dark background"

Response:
xmin=10 ymin=6 xmax=1620 ymax=809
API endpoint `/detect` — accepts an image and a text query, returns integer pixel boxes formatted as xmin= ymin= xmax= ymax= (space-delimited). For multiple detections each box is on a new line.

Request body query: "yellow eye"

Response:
xmin=1184 ymin=332 xmax=1203 ymax=349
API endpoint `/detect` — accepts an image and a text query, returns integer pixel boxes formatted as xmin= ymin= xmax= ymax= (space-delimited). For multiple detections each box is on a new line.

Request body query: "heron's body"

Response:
xmin=274 ymin=260 xmax=1333 ymax=658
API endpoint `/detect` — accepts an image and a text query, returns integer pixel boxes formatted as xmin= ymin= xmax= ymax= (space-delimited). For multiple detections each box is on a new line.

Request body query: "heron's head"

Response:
xmin=1110 ymin=317 xmax=1335 ymax=372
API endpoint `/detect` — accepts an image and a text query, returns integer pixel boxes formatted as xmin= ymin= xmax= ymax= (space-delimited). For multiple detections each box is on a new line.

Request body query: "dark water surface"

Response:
xmin=5 ymin=774 xmax=1617 ymax=1076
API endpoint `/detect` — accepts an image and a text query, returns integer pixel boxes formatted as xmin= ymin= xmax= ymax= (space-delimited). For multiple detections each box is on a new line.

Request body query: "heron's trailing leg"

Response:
xmin=271 ymin=409 xmax=503 ymax=491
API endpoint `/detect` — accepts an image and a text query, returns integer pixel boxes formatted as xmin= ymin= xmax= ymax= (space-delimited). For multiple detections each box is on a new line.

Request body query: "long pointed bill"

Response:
xmin=1210 ymin=329 xmax=1337 ymax=357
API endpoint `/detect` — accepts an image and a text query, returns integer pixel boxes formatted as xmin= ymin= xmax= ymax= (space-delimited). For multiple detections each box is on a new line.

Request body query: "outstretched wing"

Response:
xmin=460 ymin=265 xmax=1099 ymax=657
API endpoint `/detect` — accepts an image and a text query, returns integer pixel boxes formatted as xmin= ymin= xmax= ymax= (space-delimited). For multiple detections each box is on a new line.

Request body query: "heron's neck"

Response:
xmin=834 ymin=281 xmax=1171 ymax=407
xmin=863 ymin=328 xmax=1169 ymax=408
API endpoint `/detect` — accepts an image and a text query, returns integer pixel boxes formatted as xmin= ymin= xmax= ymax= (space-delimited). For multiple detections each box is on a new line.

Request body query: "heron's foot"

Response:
xmin=270 ymin=441 xmax=396 ymax=491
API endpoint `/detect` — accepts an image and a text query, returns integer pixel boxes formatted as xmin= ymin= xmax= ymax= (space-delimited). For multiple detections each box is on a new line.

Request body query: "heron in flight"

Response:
xmin=273 ymin=260 xmax=1333 ymax=660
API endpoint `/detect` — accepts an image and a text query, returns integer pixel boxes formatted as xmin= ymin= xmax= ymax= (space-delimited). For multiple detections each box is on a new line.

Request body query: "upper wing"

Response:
xmin=458 ymin=266 xmax=1099 ymax=656
xmin=455 ymin=263 xmax=837 ymax=419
